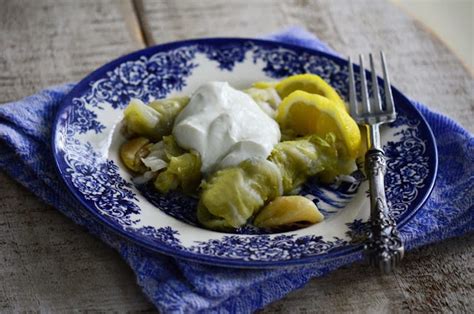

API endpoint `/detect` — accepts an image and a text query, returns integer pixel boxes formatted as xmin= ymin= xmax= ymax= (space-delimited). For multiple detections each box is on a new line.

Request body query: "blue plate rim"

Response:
xmin=51 ymin=37 xmax=438 ymax=268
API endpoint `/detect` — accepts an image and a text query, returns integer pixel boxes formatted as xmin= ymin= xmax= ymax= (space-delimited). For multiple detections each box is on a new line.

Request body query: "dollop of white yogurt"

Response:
xmin=173 ymin=81 xmax=281 ymax=174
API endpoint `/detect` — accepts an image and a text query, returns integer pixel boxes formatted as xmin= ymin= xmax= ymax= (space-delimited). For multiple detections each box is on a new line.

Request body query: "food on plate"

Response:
xmin=120 ymin=137 xmax=150 ymax=172
xmin=197 ymin=134 xmax=339 ymax=230
xmin=275 ymin=73 xmax=346 ymax=111
xmin=123 ymin=96 xmax=189 ymax=141
xmin=197 ymin=158 xmax=282 ymax=230
xmin=269 ymin=134 xmax=340 ymax=193
xmin=120 ymin=74 xmax=362 ymax=231
xmin=243 ymin=84 xmax=281 ymax=117
xmin=172 ymin=82 xmax=280 ymax=174
xmin=129 ymin=135 xmax=202 ymax=193
xmin=253 ymin=195 xmax=324 ymax=229
xmin=276 ymin=90 xmax=361 ymax=158
xmin=154 ymin=151 xmax=201 ymax=194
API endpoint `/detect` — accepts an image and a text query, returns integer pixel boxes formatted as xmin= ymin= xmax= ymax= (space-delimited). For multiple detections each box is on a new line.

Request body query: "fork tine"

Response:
xmin=380 ymin=51 xmax=395 ymax=114
xmin=369 ymin=53 xmax=382 ymax=112
xmin=359 ymin=55 xmax=371 ymax=114
xmin=348 ymin=57 xmax=358 ymax=117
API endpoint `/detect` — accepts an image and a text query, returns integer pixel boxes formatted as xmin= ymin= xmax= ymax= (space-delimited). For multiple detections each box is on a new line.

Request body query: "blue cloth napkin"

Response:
xmin=0 ymin=27 xmax=472 ymax=313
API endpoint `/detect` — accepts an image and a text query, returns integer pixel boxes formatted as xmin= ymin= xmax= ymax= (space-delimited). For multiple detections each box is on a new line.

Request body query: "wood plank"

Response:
xmin=0 ymin=0 xmax=145 ymax=103
xmin=260 ymin=234 xmax=474 ymax=313
xmin=0 ymin=0 xmax=154 ymax=311
xmin=138 ymin=0 xmax=474 ymax=313
xmin=138 ymin=0 xmax=290 ymax=42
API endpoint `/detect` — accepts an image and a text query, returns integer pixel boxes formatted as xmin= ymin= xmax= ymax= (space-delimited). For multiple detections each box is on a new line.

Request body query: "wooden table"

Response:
xmin=1 ymin=0 xmax=472 ymax=312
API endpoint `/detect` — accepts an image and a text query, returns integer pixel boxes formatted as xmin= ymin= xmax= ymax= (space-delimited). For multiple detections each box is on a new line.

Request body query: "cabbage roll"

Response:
xmin=123 ymin=96 xmax=189 ymax=141
xmin=121 ymin=134 xmax=202 ymax=193
xmin=197 ymin=158 xmax=282 ymax=230
xmin=162 ymin=135 xmax=185 ymax=159
xmin=197 ymin=133 xmax=355 ymax=230
xmin=269 ymin=134 xmax=339 ymax=193
xmin=144 ymin=136 xmax=201 ymax=193
xmin=154 ymin=151 xmax=202 ymax=194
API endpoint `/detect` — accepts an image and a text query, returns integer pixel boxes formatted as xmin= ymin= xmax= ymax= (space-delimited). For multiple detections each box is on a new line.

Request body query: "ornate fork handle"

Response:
xmin=365 ymin=149 xmax=404 ymax=273
xmin=349 ymin=52 xmax=404 ymax=272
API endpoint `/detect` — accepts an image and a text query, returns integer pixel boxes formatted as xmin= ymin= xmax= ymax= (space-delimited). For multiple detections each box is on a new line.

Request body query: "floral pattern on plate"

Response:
xmin=53 ymin=38 xmax=437 ymax=267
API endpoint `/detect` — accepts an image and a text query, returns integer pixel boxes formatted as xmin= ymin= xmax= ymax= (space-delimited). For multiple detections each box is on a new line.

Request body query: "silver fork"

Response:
xmin=348 ymin=52 xmax=404 ymax=274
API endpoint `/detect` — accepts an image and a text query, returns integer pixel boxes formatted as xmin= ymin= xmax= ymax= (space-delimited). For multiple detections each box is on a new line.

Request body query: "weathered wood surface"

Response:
xmin=0 ymin=0 xmax=472 ymax=312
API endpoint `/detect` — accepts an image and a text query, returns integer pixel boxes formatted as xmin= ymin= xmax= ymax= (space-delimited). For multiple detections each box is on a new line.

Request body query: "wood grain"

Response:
xmin=139 ymin=0 xmax=289 ymax=42
xmin=0 ymin=0 xmax=472 ymax=312
xmin=260 ymin=234 xmax=474 ymax=313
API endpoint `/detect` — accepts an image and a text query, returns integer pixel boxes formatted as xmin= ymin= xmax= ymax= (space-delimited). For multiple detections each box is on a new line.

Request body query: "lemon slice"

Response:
xmin=276 ymin=90 xmax=361 ymax=158
xmin=275 ymin=73 xmax=346 ymax=111
xmin=252 ymin=81 xmax=277 ymax=89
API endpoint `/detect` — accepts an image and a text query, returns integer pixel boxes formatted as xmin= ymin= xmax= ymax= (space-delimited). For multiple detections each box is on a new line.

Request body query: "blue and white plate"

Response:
xmin=52 ymin=38 xmax=437 ymax=268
